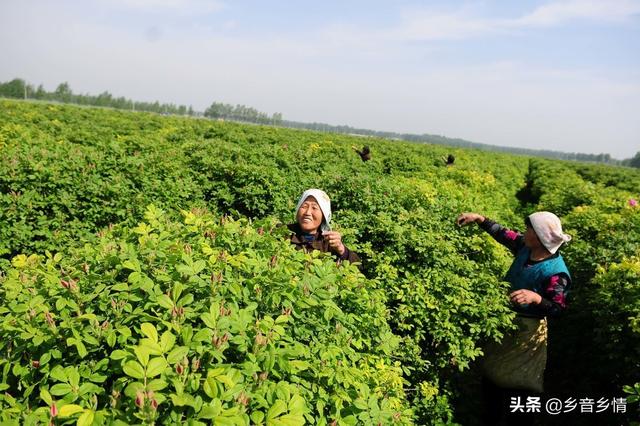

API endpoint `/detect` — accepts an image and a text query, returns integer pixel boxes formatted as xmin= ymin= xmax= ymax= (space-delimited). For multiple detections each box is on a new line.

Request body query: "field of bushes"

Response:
xmin=0 ymin=99 xmax=638 ymax=425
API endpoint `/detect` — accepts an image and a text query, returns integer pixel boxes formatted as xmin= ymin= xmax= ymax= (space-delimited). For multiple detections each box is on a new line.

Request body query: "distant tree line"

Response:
xmin=0 ymin=78 xmax=282 ymax=126
xmin=204 ymin=102 xmax=282 ymax=125
xmin=0 ymin=78 xmax=196 ymax=116
xmin=1 ymin=77 xmax=637 ymax=167
xmin=282 ymin=119 xmax=638 ymax=167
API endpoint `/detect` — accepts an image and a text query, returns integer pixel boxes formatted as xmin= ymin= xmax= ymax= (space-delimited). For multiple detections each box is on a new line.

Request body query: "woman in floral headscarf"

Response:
xmin=288 ymin=189 xmax=360 ymax=265
xmin=457 ymin=211 xmax=572 ymax=426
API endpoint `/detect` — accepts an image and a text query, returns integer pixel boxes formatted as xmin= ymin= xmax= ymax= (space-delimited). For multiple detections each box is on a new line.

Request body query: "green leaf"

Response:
xmin=118 ymin=326 xmax=132 ymax=338
xmin=78 ymin=383 xmax=103 ymax=396
xmin=67 ymin=367 xmax=80 ymax=388
xmin=288 ymin=394 xmax=306 ymax=416
xmin=275 ymin=315 xmax=289 ymax=324
xmin=106 ymin=331 xmax=117 ymax=347
xmin=110 ymin=350 xmax=129 ymax=360
xmin=134 ymin=346 xmax=150 ymax=367
xmin=353 ymin=399 xmax=368 ymax=410
xmin=124 ymin=381 xmax=145 ymax=398
xmin=167 ymin=346 xmax=189 ymax=364
xmin=203 ymin=378 xmax=219 ymax=399
xmin=157 ymin=294 xmax=174 ymax=309
xmin=77 ymin=410 xmax=95 ymax=426
xmin=67 ymin=338 xmax=87 ymax=358
xmin=267 ymin=400 xmax=287 ymax=420
xmin=147 ymin=379 xmax=168 ymax=391
xmin=192 ymin=328 xmax=212 ymax=342
xmin=40 ymin=352 xmax=51 ymax=365
xmin=55 ymin=298 xmax=66 ymax=311
xmin=139 ymin=276 xmax=154 ymax=293
xmin=141 ymin=322 xmax=158 ymax=343
xmin=171 ymin=393 xmax=196 ymax=407
xmin=340 ymin=415 xmax=358 ymax=426
xmin=178 ymin=293 xmax=194 ymax=306
xmin=172 ymin=282 xmax=184 ymax=301
xmin=323 ymin=308 xmax=334 ymax=322
xmin=58 ymin=404 xmax=84 ymax=417
xmin=275 ymin=383 xmax=290 ymax=402
xmin=50 ymin=383 xmax=73 ymax=396
xmin=146 ymin=357 xmax=168 ymax=378
xmin=140 ymin=339 xmax=164 ymax=355
xmin=40 ymin=388 xmax=53 ymax=406
xmin=160 ymin=331 xmax=176 ymax=353
xmin=270 ymin=413 xmax=305 ymax=426
xmin=50 ymin=365 xmax=67 ymax=382
xmin=111 ymin=283 xmax=129 ymax=292
xmin=76 ymin=314 xmax=98 ymax=322
xmin=251 ymin=411 xmax=265 ymax=425
xmin=198 ymin=401 xmax=222 ymax=419
xmin=122 ymin=260 xmax=140 ymax=272
xmin=123 ymin=361 xmax=145 ymax=379
xmin=200 ymin=313 xmax=217 ymax=329
xmin=75 ymin=339 xmax=87 ymax=358
xmin=289 ymin=361 xmax=309 ymax=373
xmin=215 ymin=374 xmax=235 ymax=389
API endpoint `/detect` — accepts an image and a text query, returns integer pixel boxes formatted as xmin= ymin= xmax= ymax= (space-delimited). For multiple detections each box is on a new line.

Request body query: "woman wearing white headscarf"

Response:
xmin=457 ymin=211 xmax=572 ymax=426
xmin=288 ymin=189 xmax=360 ymax=265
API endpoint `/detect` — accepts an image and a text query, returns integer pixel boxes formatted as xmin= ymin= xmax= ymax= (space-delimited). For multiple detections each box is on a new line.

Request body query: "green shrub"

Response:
xmin=0 ymin=206 xmax=412 ymax=425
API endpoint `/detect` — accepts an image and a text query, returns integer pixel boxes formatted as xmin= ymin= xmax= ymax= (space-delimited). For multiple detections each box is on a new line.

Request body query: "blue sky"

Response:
xmin=1 ymin=0 xmax=639 ymax=158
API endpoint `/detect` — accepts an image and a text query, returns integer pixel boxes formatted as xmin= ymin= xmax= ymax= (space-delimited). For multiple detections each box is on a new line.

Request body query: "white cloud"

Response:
xmin=329 ymin=0 xmax=640 ymax=43
xmin=515 ymin=0 xmax=640 ymax=27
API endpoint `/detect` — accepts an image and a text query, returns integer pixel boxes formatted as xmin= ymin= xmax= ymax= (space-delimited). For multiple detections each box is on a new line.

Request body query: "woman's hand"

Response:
xmin=322 ymin=231 xmax=346 ymax=256
xmin=456 ymin=212 xmax=485 ymax=226
xmin=509 ymin=289 xmax=542 ymax=305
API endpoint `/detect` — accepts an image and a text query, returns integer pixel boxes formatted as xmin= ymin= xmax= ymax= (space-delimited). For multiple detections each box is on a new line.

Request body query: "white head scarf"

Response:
xmin=528 ymin=211 xmax=571 ymax=254
xmin=295 ymin=189 xmax=331 ymax=232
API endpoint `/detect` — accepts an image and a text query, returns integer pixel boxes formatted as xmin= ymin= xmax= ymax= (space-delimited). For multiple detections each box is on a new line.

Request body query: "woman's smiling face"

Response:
xmin=296 ymin=196 xmax=324 ymax=233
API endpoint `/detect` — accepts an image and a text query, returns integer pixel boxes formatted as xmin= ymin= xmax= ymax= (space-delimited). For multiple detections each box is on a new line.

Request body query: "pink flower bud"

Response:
xmin=135 ymin=391 xmax=145 ymax=408
xmin=44 ymin=312 xmax=55 ymax=327
xmin=630 ymin=198 xmax=638 ymax=207
xmin=192 ymin=357 xmax=200 ymax=371
xmin=50 ymin=403 xmax=58 ymax=417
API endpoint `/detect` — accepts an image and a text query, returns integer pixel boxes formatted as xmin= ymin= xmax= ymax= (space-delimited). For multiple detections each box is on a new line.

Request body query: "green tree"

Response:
xmin=0 ymin=78 xmax=27 ymax=98
xmin=628 ymin=151 xmax=640 ymax=168
xmin=54 ymin=82 xmax=73 ymax=102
